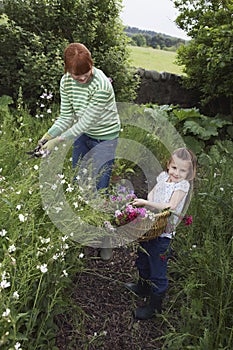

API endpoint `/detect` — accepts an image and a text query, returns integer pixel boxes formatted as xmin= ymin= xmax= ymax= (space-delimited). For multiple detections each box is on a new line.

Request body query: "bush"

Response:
xmin=0 ymin=0 xmax=138 ymax=112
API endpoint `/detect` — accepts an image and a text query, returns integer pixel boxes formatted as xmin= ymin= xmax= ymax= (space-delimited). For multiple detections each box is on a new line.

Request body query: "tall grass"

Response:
xmin=0 ymin=99 xmax=85 ymax=349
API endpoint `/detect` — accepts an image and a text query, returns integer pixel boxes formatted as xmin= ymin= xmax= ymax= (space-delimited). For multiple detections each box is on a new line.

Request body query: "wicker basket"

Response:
xmin=136 ymin=210 xmax=171 ymax=242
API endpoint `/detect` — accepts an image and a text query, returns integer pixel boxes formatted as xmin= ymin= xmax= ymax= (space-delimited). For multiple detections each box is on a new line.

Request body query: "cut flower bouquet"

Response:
xmin=103 ymin=185 xmax=193 ymax=241
xmin=103 ymin=186 xmax=158 ymax=234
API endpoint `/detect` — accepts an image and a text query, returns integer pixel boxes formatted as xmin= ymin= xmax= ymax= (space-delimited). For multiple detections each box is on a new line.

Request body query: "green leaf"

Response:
xmin=183 ymin=135 xmax=205 ymax=154
xmin=183 ymin=120 xmax=218 ymax=140
xmin=172 ymin=108 xmax=203 ymax=122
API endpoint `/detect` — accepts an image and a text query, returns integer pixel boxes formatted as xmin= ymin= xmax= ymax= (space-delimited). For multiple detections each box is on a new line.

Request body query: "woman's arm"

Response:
xmin=133 ymin=190 xmax=186 ymax=211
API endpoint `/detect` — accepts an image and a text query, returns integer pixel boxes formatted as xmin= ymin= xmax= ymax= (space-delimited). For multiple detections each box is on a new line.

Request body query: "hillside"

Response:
xmin=127 ymin=46 xmax=184 ymax=75
xmin=124 ymin=26 xmax=186 ymax=42
xmin=124 ymin=26 xmax=187 ymax=50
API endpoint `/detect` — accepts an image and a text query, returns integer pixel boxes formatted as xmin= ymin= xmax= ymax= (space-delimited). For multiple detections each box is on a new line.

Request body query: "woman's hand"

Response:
xmin=41 ymin=136 xmax=65 ymax=154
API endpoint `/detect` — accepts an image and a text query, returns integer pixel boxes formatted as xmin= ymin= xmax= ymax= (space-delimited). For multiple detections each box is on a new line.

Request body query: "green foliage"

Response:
xmin=0 ymin=101 xmax=233 ymax=348
xmin=147 ymin=104 xmax=232 ymax=155
xmin=174 ymin=0 xmax=233 ymax=110
xmin=131 ymin=33 xmax=147 ymax=47
xmin=0 ymin=0 xmax=138 ymax=111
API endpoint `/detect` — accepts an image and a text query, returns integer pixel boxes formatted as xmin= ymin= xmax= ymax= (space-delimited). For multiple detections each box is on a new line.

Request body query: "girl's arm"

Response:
xmin=133 ymin=190 xmax=186 ymax=211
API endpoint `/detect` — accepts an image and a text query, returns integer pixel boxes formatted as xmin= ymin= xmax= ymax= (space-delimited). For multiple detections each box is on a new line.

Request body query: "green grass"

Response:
xmin=127 ymin=45 xmax=184 ymax=75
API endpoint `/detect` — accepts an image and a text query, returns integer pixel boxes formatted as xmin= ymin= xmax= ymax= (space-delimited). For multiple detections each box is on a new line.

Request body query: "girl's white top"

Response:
xmin=149 ymin=171 xmax=190 ymax=239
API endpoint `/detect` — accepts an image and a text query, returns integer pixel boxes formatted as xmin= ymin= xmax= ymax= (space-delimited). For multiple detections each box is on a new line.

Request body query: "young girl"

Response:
xmin=125 ymin=147 xmax=197 ymax=320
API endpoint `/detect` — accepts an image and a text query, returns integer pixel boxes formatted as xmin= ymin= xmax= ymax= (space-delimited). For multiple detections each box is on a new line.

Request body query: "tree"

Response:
xmin=0 ymin=0 xmax=137 ymax=110
xmin=174 ymin=0 xmax=233 ymax=112
xmin=131 ymin=33 xmax=147 ymax=47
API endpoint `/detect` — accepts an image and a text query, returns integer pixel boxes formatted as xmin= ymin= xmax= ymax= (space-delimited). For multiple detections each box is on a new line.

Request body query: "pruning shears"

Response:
xmin=25 ymin=139 xmax=48 ymax=159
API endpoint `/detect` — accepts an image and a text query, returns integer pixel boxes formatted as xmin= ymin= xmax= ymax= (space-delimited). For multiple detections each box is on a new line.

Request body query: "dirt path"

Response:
xmin=55 ymin=246 xmax=168 ymax=350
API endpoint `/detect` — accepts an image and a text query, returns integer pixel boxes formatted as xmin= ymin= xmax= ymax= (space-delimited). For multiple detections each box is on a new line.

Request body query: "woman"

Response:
xmin=38 ymin=43 xmax=121 ymax=191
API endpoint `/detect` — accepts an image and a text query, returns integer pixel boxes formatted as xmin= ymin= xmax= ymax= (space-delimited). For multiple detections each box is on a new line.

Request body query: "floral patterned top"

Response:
xmin=149 ymin=171 xmax=190 ymax=238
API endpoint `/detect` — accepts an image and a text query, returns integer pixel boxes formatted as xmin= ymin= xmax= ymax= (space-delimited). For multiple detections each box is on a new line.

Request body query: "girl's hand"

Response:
xmin=132 ymin=198 xmax=147 ymax=206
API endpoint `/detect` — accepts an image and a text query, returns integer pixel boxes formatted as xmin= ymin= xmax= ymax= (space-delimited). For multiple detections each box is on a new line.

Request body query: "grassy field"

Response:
xmin=127 ymin=45 xmax=184 ymax=75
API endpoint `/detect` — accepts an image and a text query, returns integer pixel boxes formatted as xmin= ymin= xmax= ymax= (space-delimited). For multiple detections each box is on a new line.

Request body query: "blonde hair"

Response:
xmin=167 ymin=148 xmax=197 ymax=181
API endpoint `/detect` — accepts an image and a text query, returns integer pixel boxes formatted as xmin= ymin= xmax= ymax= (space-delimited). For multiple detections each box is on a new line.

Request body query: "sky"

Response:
xmin=120 ymin=0 xmax=189 ymax=40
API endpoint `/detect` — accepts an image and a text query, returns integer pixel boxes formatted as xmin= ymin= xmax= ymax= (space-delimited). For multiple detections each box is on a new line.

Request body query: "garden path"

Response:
xmin=55 ymin=246 xmax=166 ymax=350
xmin=55 ymin=170 xmax=167 ymax=349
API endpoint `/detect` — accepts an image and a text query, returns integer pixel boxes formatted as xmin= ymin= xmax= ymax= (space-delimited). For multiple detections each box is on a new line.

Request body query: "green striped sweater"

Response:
xmin=48 ymin=68 xmax=121 ymax=140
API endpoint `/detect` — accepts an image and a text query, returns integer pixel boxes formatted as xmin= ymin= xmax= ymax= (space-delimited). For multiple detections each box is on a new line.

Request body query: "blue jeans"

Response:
xmin=136 ymin=237 xmax=171 ymax=296
xmin=72 ymin=134 xmax=118 ymax=191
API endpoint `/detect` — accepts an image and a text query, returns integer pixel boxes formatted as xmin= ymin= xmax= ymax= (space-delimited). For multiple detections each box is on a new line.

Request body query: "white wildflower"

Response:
xmin=16 ymin=205 xmax=21 ymax=210
xmin=13 ymin=291 xmax=19 ymax=300
xmin=73 ymin=202 xmax=79 ymax=208
xmin=1 ymin=279 xmax=11 ymax=289
xmin=55 ymin=207 xmax=62 ymax=213
xmin=62 ymin=243 xmax=69 ymax=250
xmin=8 ymin=244 xmax=16 ymax=253
xmin=62 ymin=270 xmax=68 ymax=277
xmin=2 ymin=308 xmax=10 ymax=317
xmin=40 ymin=237 xmax=50 ymax=244
xmin=52 ymin=253 xmax=60 ymax=260
xmin=18 ymin=214 xmax=27 ymax=222
xmin=61 ymin=235 xmax=68 ymax=242
xmin=51 ymin=183 xmax=58 ymax=190
xmin=15 ymin=342 xmax=22 ymax=350
xmin=34 ymin=165 xmax=39 ymax=170
xmin=37 ymin=264 xmax=48 ymax=273
xmin=79 ymin=253 xmax=84 ymax=259
xmin=0 ymin=229 xmax=7 ymax=237
xmin=66 ymin=184 xmax=74 ymax=192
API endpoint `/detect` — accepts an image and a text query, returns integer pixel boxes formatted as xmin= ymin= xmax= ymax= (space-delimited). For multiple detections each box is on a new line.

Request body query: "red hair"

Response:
xmin=64 ymin=43 xmax=93 ymax=75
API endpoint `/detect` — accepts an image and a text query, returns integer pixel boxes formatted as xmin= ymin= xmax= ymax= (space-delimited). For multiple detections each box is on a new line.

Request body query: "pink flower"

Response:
xmin=183 ymin=215 xmax=193 ymax=226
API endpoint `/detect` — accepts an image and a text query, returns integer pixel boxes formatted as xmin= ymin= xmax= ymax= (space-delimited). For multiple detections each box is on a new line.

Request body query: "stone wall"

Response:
xmin=134 ymin=68 xmax=231 ymax=116
xmin=135 ymin=68 xmax=200 ymax=108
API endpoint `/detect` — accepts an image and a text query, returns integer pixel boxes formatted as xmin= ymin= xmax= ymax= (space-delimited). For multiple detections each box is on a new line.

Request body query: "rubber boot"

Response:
xmin=124 ymin=279 xmax=151 ymax=298
xmin=100 ymin=236 xmax=112 ymax=260
xmin=100 ymin=247 xmax=113 ymax=260
xmin=134 ymin=293 xmax=163 ymax=320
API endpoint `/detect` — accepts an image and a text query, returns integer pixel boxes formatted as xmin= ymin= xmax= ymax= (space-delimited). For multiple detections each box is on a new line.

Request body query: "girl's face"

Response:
xmin=167 ymin=155 xmax=191 ymax=182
